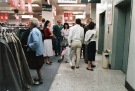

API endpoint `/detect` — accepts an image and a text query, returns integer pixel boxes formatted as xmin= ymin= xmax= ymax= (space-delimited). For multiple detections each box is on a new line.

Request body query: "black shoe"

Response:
xmin=58 ymin=59 xmax=62 ymax=63
xmin=76 ymin=66 xmax=79 ymax=69
xmin=71 ymin=66 xmax=75 ymax=69
xmin=91 ymin=65 xmax=96 ymax=68
xmin=34 ymin=78 xmax=43 ymax=81
xmin=33 ymin=80 xmax=43 ymax=85
xmin=65 ymin=61 xmax=69 ymax=63
xmin=86 ymin=67 xmax=94 ymax=71
xmin=55 ymin=54 xmax=58 ymax=56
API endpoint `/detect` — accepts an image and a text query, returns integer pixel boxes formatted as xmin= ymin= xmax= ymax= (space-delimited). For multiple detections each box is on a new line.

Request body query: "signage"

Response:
xmin=0 ymin=13 xmax=8 ymax=21
xmin=107 ymin=0 xmax=113 ymax=24
xmin=64 ymin=12 xmax=73 ymax=20
xmin=42 ymin=4 xmax=52 ymax=11
xmin=81 ymin=0 xmax=101 ymax=3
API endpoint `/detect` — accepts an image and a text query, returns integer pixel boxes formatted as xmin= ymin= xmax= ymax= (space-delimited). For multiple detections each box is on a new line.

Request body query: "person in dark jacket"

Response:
xmin=21 ymin=28 xmax=31 ymax=57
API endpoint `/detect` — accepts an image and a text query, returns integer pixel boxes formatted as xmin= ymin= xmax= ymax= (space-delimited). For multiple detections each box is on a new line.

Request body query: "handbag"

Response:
xmin=85 ymin=34 xmax=94 ymax=45
xmin=61 ymin=37 xmax=68 ymax=46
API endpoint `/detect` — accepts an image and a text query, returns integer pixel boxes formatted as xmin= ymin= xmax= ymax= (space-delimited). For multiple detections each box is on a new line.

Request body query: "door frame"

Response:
xmin=111 ymin=0 xmax=131 ymax=72
xmin=98 ymin=11 xmax=106 ymax=54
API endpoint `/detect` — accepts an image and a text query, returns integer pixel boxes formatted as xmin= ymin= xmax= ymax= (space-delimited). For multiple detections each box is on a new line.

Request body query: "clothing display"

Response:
xmin=0 ymin=28 xmax=33 ymax=91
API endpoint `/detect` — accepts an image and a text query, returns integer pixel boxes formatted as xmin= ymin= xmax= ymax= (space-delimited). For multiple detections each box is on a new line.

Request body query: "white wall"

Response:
xmin=90 ymin=4 xmax=96 ymax=23
xmin=126 ymin=0 xmax=135 ymax=89
xmin=96 ymin=0 xmax=124 ymax=62
xmin=42 ymin=11 xmax=53 ymax=26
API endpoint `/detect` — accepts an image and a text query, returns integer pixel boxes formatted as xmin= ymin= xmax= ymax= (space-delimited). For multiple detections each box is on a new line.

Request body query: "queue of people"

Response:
xmin=21 ymin=17 xmax=97 ymax=85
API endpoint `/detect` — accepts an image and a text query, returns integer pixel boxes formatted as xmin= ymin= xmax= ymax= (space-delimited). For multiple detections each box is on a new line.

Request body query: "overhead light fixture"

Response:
xmin=58 ymin=4 xmax=86 ymax=7
xmin=58 ymin=0 xmax=77 ymax=3
xmin=73 ymin=12 xmax=84 ymax=14
xmin=18 ymin=4 xmax=40 ymax=7
xmin=0 ymin=10 xmax=14 ymax=13
xmin=22 ymin=15 xmax=33 ymax=18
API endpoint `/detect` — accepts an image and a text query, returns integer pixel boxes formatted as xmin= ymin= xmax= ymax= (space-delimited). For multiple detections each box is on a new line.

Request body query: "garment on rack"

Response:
xmin=0 ymin=29 xmax=33 ymax=91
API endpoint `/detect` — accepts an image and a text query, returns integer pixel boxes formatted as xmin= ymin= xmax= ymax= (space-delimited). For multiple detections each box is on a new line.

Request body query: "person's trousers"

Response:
xmin=85 ymin=45 xmax=88 ymax=63
xmin=81 ymin=44 xmax=85 ymax=59
xmin=71 ymin=41 xmax=82 ymax=67
xmin=55 ymin=37 xmax=62 ymax=55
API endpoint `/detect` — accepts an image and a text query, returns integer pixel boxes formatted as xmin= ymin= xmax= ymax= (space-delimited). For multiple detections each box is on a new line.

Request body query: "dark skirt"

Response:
xmin=26 ymin=51 xmax=44 ymax=69
xmin=87 ymin=41 xmax=96 ymax=61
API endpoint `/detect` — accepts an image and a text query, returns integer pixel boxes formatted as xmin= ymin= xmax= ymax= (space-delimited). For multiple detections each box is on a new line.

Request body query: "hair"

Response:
xmin=44 ymin=20 xmax=50 ymax=28
xmin=57 ymin=20 xmax=61 ymax=23
xmin=86 ymin=18 xmax=92 ymax=24
xmin=88 ymin=22 xmax=95 ymax=30
xmin=42 ymin=18 xmax=45 ymax=23
xmin=63 ymin=23 xmax=69 ymax=29
xmin=29 ymin=18 xmax=39 ymax=27
xmin=76 ymin=18 xmax=82 ymax=26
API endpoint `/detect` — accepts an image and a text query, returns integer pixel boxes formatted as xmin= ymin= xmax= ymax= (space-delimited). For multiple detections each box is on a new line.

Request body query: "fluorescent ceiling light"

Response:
xmin=73 ymin=12 xmax=84 ymax=14
xmin=59 ymin=4 xmax=86 ymax=7
xmin=18 ymin=4 xmax=40 ymax=7
xmin=75 ymin=15 xmax=86 ymax=19
xmin=22 ymin=15 xmax=33 ymax=18
xmin=0 ymin=11 xmax=14 ymax=13
xmin=58 ymin=0 xmax=77 ymax=3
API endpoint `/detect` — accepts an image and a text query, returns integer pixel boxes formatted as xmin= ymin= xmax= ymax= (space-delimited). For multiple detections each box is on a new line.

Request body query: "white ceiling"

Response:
xmin=49 ymin=0 xmax=91 ymax=15
xmin=0 ymin=0 xmax=91 ymax=15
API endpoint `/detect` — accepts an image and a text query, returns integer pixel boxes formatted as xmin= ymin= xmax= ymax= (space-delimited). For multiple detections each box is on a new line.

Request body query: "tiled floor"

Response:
xmin=49 ymin=55 xmax=127 ymax=91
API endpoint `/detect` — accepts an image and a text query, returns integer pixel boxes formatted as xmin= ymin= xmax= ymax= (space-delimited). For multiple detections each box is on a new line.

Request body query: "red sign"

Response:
xmin=64 ymin=13 xmax=68 ymax=17
xmin=4 ymin=14 xmax=8 ymax=20
xmin=0 ymin=13 xmax=9 ymax=21
xmin=64 ymin=12 xmax=73 ymax=20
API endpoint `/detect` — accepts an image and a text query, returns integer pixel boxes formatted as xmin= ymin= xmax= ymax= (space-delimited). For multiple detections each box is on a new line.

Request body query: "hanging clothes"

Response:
xmin=0 ymin=28 xmax=33 ymax=91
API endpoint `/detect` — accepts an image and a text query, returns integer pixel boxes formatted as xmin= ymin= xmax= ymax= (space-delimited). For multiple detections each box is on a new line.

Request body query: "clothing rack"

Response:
xmin=0 ymin=26 xmax=33 ymax=91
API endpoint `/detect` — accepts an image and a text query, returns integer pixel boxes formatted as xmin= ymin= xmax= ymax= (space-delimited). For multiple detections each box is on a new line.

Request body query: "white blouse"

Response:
xmin=61 ymin=28 xmax=70 ymax=39
xmin=85 ymin=29 xmax=97 ymax=42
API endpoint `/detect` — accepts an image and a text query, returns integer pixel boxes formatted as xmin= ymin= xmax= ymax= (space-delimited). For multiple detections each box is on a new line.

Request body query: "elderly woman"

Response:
xmin=27 ymin=18 xmax=44 ymax=85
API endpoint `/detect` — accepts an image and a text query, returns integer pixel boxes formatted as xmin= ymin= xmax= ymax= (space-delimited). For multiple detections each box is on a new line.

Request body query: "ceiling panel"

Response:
xmin=50 ymin=0 xmax=91 ymax=15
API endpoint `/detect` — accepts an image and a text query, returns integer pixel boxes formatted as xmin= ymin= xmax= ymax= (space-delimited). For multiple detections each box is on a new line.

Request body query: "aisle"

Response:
xmin=31 ymin=56 xmax=61 ymax=91
xmin=49 ymin=55 xmax=127 ymax=91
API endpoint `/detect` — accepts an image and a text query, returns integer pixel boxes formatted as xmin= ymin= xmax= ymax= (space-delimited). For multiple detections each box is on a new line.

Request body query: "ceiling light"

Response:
xmin=18 ymin=4 xmax=40 ymax=7
xmin=73 ymin=12 xmax=84 ymax=14
xmin=58 ymin=0 xmax=77 ymax=3
xmin=22 ymin=15 xmax=33 ymax=18
xmin=58 ymin=4 xmax=86 ymax=7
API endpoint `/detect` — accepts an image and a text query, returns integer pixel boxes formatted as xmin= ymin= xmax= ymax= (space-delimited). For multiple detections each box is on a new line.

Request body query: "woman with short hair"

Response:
xmin=85 ymin=22 xmax=97 ymax=71
xmin=27 ymin=18 xmax=44 ymax=85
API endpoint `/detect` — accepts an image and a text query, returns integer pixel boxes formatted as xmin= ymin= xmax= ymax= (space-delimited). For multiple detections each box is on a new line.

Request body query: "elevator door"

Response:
xmin=98 ymin=12 xmax=105 ymax=54
xmin=122 ymin=6 xmax=131 ymax=73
